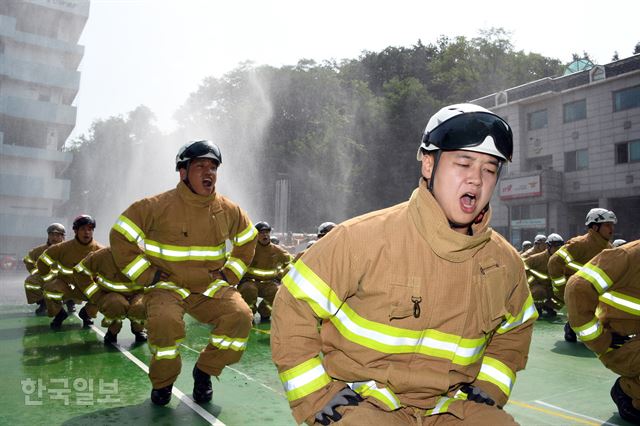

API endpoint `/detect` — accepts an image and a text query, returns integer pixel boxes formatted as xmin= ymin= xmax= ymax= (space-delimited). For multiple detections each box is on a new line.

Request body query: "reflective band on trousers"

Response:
xmin=144 ymin=239 xmax=226 ymax=262
xmin=44 ymin=291 xmax=63 ymax=301
xmin=43 ymin=270 xmax=57 ymax=282
xmin=600 ymin=291 xmax=640 ymax=316
xmin=497 ymin=293 xmax=538 ymax=334
xmin=97 ymin=275 xmax=142 ymax=292
xmin=348 ymin=381 xmax=402 ymax=411
xmin=146 ymin=281 xmax=190 ymax=299
xmin=477 ymin=356 xmax=516 ymax=397
xmin=209 ymin=334 xmax=247 ymax=351
xmin=551 ymin=276 xmax=566 ymax=289
xmin=154 ymin=345 xmax=179 ymax=360
xmin=527 ymin=268 xmax=549 ymax=280
xmin=123 ymin=255 xmax=150 ymax=280
xmin=202 ymin=279 xmax=228 ymax=297
xmin=576 ymin=263 xmax=612 ymax=294
xmin=573 ymin=316 xmax=603 ymax=341
xmin=113 ymin=215 xmax=145 ymax=244
xmin=284 ymin=261 xmax=489 ymax=365
xmin=24 ymin=282 xmax=41 ymax=290
xmin=233 ymin=223 xmax=258 ymax=246
xmin=225 ymin=257 xmax=248 ymax=280
xmin=279 ymin=356 xmax=332 ymax=402
xmin=29 ymin=267 xmax=38 ymax=275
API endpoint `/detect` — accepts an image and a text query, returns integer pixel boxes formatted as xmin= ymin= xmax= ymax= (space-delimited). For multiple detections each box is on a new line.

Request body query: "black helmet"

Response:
xmin=270 ymin=236 xmax=280 ymax=245
xmin=47 ymin=223 xmax=66 ymax=235
xmin=72 ymin=215 xmax=96 ymax=231
xmin=175 ymin=140 xmax=222 ymax=171
xmin=317 ymin=222 xmax=336 ymax=237
xmin=255 ymin=221 xmax=272 ymax=232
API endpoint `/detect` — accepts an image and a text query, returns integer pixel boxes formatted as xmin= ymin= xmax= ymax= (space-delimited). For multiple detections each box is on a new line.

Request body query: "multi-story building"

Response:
xmin=0 ymin=0 xmax=89 ymax=263
xmin=474 ymin=54 xmax=640 ymax=246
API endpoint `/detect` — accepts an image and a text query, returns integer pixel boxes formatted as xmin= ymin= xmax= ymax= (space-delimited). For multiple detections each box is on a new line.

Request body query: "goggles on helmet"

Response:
xmin=421 ymin=112 xmax=513 ymax=162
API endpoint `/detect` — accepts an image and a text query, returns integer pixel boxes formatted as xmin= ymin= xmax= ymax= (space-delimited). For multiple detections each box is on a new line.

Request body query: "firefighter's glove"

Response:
xmin=314 ymin=387 xmax=363 ymax=425
xmin=610 ymin=332 xmax=631 ymax=349
xmin=460 ymin=384 xmax=495 ymax=406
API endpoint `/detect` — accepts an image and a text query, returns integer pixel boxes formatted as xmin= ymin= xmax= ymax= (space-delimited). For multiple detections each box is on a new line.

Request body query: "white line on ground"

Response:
xmin=179 ymin=343 xmax=284 ymax=396
xmin=534 ymin=400 xmax=619 ymax=426
xmin=77 ymin=315 xmax=225 ymax=426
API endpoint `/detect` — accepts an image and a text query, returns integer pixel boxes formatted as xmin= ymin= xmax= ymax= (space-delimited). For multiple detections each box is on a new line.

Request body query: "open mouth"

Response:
xmin=202 ymin=178 xmax=213 ymax=188
xmin=460 ymin=192 xmax=477 ymax=214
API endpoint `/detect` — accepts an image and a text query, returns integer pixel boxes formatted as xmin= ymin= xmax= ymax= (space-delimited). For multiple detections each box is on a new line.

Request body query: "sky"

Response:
xmin=69 ymin=0 xmax=639 ymax=142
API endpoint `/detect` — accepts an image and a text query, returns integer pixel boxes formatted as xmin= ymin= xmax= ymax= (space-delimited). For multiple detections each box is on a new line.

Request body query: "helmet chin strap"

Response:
xmin=182 ymin=162 xmax=196 ymax=194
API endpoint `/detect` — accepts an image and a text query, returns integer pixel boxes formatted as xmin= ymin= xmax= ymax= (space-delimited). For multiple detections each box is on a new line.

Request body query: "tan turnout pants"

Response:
xmin=92 ymin=291 xmax=146 ymax=334
xmin=145 ymin=287 xmax=252 ymax=389
xmin=24 ymin=274 xmax=44 ymax=304
xmin=601 ymin=337 xmax=640 ymax=410
xmin=237 ymin=279 xmax=279 ymax=318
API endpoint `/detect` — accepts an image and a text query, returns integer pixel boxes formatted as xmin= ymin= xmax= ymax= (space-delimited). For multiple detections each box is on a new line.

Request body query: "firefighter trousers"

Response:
xmin=43 ymin=278 xmax=98 ymax=318
xmin=145 ymin=287 xmax=252 ymax=389
xmin=237 ymin=279 xmax=279 ymax=318
xmin=601 ymin=337 xmax=640 ymax=410
xmin=24 ymin=274 xmax=44 ymax=304
xmin=93 ymin=291 xmax=145 ymax=334
xmin=312 ymin=399 xmax=517 ymax=425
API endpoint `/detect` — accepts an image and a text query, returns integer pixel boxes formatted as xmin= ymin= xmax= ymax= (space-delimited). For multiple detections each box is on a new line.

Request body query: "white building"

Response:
xmin=474 ymin=54 xmax=640 ymax=246
xmin=0 ymin=0 xmax=89 ymax=261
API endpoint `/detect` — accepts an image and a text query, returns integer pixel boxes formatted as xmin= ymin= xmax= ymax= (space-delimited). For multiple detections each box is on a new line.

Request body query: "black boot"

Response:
xmin=611 ymin=377 xmax=640 ymax=424
xmin=151 ymin=384 xmax=172 ymax=406
xmin=192 ymin=366 xmax=213 ymax=403
xmin=35 ymin=300 xmax=47 ymax=316
xmin=104 ymin=330 xmax=117 ymax=345
xmin=50 ymin=309 xmax=68 ymax=330
xmin=65 ymin=300 xmax=76 ymax=313
xmin=133 ymin=330 xmax=148 ymax=343
xmin=78 ymin=306 xmax=93 ymax=328
xmin=564 ymin=322 xmax=577 ymax=342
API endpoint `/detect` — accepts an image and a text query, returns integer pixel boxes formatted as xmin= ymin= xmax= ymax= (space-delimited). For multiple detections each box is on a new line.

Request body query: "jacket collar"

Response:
xmin=408 ymin=178 xmax=492 ymax=262
xmin=176 ymin=181 xmax=216 ymax=207
xmin=586 ymin=228 xmax=611 ymax=249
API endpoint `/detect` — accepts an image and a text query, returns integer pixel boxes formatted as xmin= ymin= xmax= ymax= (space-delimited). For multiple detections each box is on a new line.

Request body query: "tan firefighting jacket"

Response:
xmin=521 ymin=244 xmax=544 ymax=260
xmin=524 ymin=250 xmax=551 ymax=289
xmin=271 ymin=180 xmax=536 ymax=424
xmin=74 ymin=247 xmax=144 ymax=301
xmin=548 ymin=229 xmax=611 ymax=302
xmin=24 ymin=244 xmax=48 ymax=275
xmin=37 ymin=238 xmax=103 ymax=286
xmin=243 ymin=242 xmax=292 ymax=282
xmin=566 ymin=240 xmax=640 ymax=356
xmin=109 ymin=182 xmax=257 ymax=297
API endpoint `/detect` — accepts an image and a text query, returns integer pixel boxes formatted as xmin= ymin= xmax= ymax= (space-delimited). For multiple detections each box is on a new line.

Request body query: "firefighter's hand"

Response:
xmin=460 ymin=384 xmax=495 ymax=406
xmin=314 ymin=387 xmax=363 ymax=425
xmin=610 ymin=332 xmax=631 ymax=349
xmin=209 ymin=269 xmax=229 ymax=283
xmin=150 ymin=269 xmax=170 ymax=285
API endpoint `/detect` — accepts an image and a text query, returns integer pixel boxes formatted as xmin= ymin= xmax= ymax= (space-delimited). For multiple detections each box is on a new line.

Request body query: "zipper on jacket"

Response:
xmin=411 ymin=296 xmax=422 ymax=318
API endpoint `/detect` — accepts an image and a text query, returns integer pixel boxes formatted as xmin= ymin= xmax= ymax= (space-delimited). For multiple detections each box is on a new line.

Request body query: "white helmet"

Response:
xmin=546 ymin=233 xmax=564 ymax=245
xmin=534 ymin=234 xmax=547 ymax=243
xmin=522 ymin=240 xmax=532 ymax=249
xmin=585 ymin=208 xmax=617 ymax=226
xmin=612 ymin=239 xmax=627 ymax=248
xmin=417 ymin=103 xmax=513 ymax=162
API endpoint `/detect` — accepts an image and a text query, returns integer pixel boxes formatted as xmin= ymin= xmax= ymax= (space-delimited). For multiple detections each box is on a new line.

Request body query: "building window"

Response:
xmin=616 ymin=140 xmax=640 ymax=164
xmin=527 ymin=109 xmax=547 ymax=130
xmin=563 ymin=99 xmax=586 ymax=123
xmin=565 ymin=149 xmax=589 ymax=172
xmin=613 ymin=85 xmax=640 ymax=112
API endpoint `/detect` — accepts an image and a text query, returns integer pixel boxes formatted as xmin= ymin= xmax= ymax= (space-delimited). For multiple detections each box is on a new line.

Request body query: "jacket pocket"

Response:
xmin=477 ymin=261 xmax=509 ymax=334
xmin=388 ymin=277 xmax=425 ymax=323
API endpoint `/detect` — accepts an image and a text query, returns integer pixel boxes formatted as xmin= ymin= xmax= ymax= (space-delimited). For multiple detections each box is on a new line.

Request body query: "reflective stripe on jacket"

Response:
xmin=74 ymin=247 xmax=143 ymax=298
xmin=37 ymin=238 xmax=103 ymax=286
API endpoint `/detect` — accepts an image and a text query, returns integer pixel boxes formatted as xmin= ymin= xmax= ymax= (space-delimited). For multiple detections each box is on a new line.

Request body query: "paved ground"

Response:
xmin=0 ymin=271 xmax=631 ymax=425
